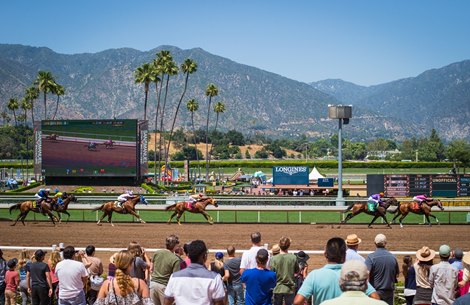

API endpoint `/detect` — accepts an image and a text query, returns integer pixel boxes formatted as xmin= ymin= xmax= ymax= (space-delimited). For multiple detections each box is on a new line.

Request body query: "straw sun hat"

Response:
xmin=416 ymin=246 xmax=436 ymax=262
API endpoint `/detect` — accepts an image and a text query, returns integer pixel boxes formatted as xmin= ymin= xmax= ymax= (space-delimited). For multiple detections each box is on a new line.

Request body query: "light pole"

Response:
xmin=328 ymin=105 xmax=352 ymax=206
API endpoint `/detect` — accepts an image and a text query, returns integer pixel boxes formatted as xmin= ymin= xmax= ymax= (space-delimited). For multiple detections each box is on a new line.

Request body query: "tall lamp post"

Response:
xmin=328 ymin=105 xmax=352 ymax=206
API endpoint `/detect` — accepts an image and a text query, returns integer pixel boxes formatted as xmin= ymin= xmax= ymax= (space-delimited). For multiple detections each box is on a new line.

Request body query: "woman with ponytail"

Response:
xmin=95 ymin=250 xmax=152 ymax=305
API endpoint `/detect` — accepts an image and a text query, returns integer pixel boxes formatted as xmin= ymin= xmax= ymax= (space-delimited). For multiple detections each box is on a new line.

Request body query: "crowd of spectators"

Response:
xmin=0 ymin=233 xmax=469 ymax=305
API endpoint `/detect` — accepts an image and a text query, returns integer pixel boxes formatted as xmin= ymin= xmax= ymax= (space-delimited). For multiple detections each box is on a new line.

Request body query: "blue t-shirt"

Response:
xmin=241 ymin=268 xmax=276 ymax=305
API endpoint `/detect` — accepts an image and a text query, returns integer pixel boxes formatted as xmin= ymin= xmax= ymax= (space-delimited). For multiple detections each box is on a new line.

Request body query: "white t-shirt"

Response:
xmin=240 ymin=246 xmax=270 ymax=270
xmin=56 ymin=259 xmax=88 ymax=299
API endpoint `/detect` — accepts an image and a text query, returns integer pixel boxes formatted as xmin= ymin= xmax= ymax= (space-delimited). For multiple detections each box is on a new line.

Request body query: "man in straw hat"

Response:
xmin=345 ymin=234 xmax=365 ymax=262
xmin=365 ymin=234 xmax=399 ymax=305
xmin=429 ymin=244 xmax=458 ymax=305
xmin=320 ymin=260 xmax=387 ymax=305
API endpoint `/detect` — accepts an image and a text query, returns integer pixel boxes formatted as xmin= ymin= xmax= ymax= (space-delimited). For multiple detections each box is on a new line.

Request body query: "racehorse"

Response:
xmin=341 ymin=197 xmax=399 ymax=228
xmin=93 ymin=195 xmax=148 ymax=226
xmin=50 ymin=193 xmax=78 ymax=223
xmin=166 ymin=197 xmax=218 ymax=225
xmin=87 ymin=142 xmax=97 ymax=151
xmin=9 ymin=198 xmax=59 ymax=226
xmin=391 ymin=199 xmax=444 ymax=228
xmin=104 ymin=140 xmax=114 ymax=149
xmin=46 ymin=133 xmax=58 ymax=141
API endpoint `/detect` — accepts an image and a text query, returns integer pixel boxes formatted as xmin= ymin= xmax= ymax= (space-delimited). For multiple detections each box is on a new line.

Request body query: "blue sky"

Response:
xmin=1 ymin=0 xmax=470 ymax=86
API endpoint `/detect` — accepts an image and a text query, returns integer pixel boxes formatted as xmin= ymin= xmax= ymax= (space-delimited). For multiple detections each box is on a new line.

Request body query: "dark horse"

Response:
xmin=50 ymin=193 xmax=78 ymax=223
xmin=93 ymin=195 xmax=148 ymax=226
xmin=341 ymin=197 xmax=399 ymax=228
xmin=166 ymin=197 xmax=218 ymax=225
xmin=9 ymin=198 xmax=59 ymax=226
xmin=392 ymin=199 xmax=444 ymax=228
xmin=104 ymin=140 xmax=114 ymax=149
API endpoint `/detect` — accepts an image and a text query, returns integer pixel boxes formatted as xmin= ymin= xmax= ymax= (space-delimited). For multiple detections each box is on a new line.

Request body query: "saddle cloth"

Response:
xmin=411 ymin=202 xmax=420 ymax=212
xmin=185 ymin=201 xmax=195 ymax=210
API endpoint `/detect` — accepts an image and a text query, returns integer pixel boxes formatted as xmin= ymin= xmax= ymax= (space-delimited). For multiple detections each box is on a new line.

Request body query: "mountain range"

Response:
xmin=0 ymin=44 xmax=468 ymax=142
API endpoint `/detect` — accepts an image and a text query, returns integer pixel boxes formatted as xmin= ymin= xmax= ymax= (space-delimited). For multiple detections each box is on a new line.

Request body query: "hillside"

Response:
xmin=0 ymin=44 xmax=468 ymax=141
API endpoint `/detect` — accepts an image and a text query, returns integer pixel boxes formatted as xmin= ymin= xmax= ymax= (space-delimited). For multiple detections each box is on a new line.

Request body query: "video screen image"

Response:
xmin=41 ymin=120 xmax=137 ymax=177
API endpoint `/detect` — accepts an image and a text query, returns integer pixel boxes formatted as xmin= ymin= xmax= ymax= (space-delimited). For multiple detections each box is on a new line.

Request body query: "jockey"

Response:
xmin=367 ymin=192 xmax=384 ymax=211
xmin=34 ymin=188 xmax=50 ymax=211
xmin=117 ymin=190 xmax=134 ymax=208
xmin=413 ymin=194 xmax=432 ymax=208
xmin=188 ymin=193 xmax=204 ymax=209
xmin=53 ymin=191 xmax=65 ymax=207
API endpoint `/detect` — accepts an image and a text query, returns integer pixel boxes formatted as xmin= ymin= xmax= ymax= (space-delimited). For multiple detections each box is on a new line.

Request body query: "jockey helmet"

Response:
xmin=127 ymin=190 xmax=133 ymax=195
xmin=379 ymin=192 xmax=384 ymax=197
xmin=198 ymin=193 xmax=203 ymax=197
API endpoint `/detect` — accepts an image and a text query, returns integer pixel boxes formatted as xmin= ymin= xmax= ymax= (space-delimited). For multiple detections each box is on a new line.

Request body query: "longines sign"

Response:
xmin=272 ymin=166 xmax=309 ymax=185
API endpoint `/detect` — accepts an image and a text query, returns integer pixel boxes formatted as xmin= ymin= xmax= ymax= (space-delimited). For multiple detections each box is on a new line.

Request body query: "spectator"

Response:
xmin=26 ymin=249 xmax=52 ymax=305
xmin=451 ymin=248 xmax=464 ymax=271
xmin=55 ymin=246 xmax=88 ymax=305
xmin=17 ymin=250 xmax=31 ymax=305
xmin=95 ymin=250 xmax=152 ymax=305
xmin=47 ymin=250 xmax=61 ymax=305
xmin=320 ymin=260 xmax=387 ymax=305
xmin=294 ymin=237 xmax=379 ymax=305
xmin=107 ymin=253 xmax=118 ymax=281
xmin=164 ymin=240 xmax=225 ymax=305
xmin=241 ymin=249 xmax=276 ymax=305
xmin=209 ymin=252 xmax=226 ymax=279
xmin=4 ymin=259 xmax=19 ymax=305
xmin=294 ymin=251 xmax=309 ymax=294
xmin=345 ymin=234 xmax=365 ymax=262
xmin=223 ymin=246 xmax=244 ymax=305
xmin=182 ymin=242 xmax=191 ymax=268
xmin=149 ymin=234 xmax=181 ymax=305
xmin=240 ymin=232 xmax=266 ymax=274
xmin=429 ymin=244 xmax=458 ymax=305
xmin=128 ymin=241 xmax=151 ymax=281
xmin=459 ymin=252 xmax=470 ymax=294
xmin=365 ymin=234 xmax=399 ymax=305
xmin=402 ymin=255 xmax=416 ymax=305
xmin=414 ymin=246 xmax=435 ymax=305
xmin=0 ymin=249 xmax=6 ymax=305
xmin=174 ymin=245 xmax=187 ymax=270
xmin=271 ymin=244 xmax=280 ymax=257
xmin=270 ymin=237 xmax=299 ymax=305
xmin=82 ymin=245 xmax=104 ymax=305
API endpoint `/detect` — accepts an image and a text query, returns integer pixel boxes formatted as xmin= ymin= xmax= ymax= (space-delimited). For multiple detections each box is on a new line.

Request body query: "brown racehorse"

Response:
xmin=166 ymin=197 xmax=218 ymax=225
xmin=341 ymin=197 xmax=399 ymax=228
xmin=50 ymin=193 xmax=78 ymax=223
xmin=391 ymin=199 xmax=444 ymax=228
xmin=93 ymin=195 xmax=148 ymax=226
xmin=9 ymin=198 xmax=59 ymax=226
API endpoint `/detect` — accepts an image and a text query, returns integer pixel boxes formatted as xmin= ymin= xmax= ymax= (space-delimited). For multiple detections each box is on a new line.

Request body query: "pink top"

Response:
xmin=48 ymin=262 xmax=59 ymax=283
xmin=5 ymin=270 xmax=20 ymax=292
xmin=184 ymin=257 xmax=191 ymax=267
xmin=415 ymin=195 xmax=429 ymax=200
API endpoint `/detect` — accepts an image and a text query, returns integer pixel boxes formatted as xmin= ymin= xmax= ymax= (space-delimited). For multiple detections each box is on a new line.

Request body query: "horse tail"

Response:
xmin=9 ymin=203 xmax=21 ymax=214
xmin=92 ymin=203 xmax=105 ymax=212
xmin=165 ymin=203 xmax=177 ymax=211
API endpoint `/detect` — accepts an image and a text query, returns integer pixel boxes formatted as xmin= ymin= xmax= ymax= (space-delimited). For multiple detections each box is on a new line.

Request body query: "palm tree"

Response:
xmin=204 ymin=83 xmax=219 ymax=181
xmin=25 ymin=86 xmax=39 ymax=124
xmin=187 ymin=99 xmax=200 ymax=179
xmin=158 ymin=58 xmax=178 ymax=183
xmin=209 ymin=101 xmax=225 ymax=162
xmin=34 ymin=71 xmax=57 ymax=120
xmin=134 ymin=63 xmax=153 ymax=121
xmin=20 ymin=98 xmax=32 ymax=126
xmin=150 ymin=60 xmax=163 ymax=183
xmin=7 ymin=98 xmax=19 ymax=126
xmin=52 ymin=84 xmax=65 ymax=120
xmin=165 ymin=58 xmax=198 ymax=166
xmin=1 ymin=111 xmax=10 ymax=126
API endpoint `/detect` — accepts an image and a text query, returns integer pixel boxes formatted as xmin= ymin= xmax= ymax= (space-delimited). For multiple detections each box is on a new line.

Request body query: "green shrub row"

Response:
xmin=8 ymin=182 xmax=41 ymax=193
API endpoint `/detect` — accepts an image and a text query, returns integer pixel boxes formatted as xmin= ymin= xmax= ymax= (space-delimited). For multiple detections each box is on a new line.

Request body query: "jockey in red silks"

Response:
xmin=188 ymin=193 xmax=204 ymax=209
xmin=413 ymin=194 xmax=432 ymax=208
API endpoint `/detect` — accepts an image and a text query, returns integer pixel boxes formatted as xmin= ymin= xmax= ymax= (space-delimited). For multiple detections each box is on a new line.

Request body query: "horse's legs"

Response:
xmin=63 ymin=211 xmax=71 ymax=223
xmin=176 ymin=213 xmax=183 ymax=225
xmin=342 ymin=213 xmax=354 ymax=223
xmin=11 ymin=211 xmax=25 ymax=226
xmin=167 ymin=211 xmax=178 ymax=224
xmin=368 ymin=215 xmax=379 ymax=228
xmin=428 ymin=213 xmax=439 ymax=225
xmin=201 ymin=211 xmax=214 ymax=225
xmin=129 ymin=210 xmax=146 ymax=224
xmin=46 ymin=210 xmax=56 ymax=226
xmin=97 ymin=212 xmax=107 ymax=226
xmin=108 ymin=212 xmax=114 ymax=226
xmin=398 ymin=212 xmax=409 ymax=228
xmin=425 ymin=214 xmax=432 ymax=226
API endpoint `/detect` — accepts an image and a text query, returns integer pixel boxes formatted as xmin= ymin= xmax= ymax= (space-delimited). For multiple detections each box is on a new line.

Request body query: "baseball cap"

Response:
xmin=215 ymin=252 xmax=224 ymax=259
xmin=34 ymin=249 xmax=47 ymax=259
xmin=340 ymin=260 xmax=369 ymax=282
xmin=454 ymin=248 xmax=464 ymax=260
xmin=374 ymin=234 xmax=387 ymax=246
xmin=439 ymin=245 xmax=451 ymax=257
xmin=7 ymin=258 xmax=18 ymax=269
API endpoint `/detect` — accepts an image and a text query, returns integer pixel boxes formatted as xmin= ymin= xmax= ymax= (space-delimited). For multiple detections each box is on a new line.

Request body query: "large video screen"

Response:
xmin=41 ymin=120 xmax=137 ymax=177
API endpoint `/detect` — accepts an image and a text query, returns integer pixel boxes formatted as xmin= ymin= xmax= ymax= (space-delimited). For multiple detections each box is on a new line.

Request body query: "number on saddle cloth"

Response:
xmin=367 ymin=200 xmax=376 ymax=212
xmin=185 ymin=201 xmax=195 ymax=210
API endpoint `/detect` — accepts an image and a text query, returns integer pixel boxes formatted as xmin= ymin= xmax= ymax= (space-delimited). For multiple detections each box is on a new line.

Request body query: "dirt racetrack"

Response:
xmin=1 ymin=221 xmax=469 ymax=273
